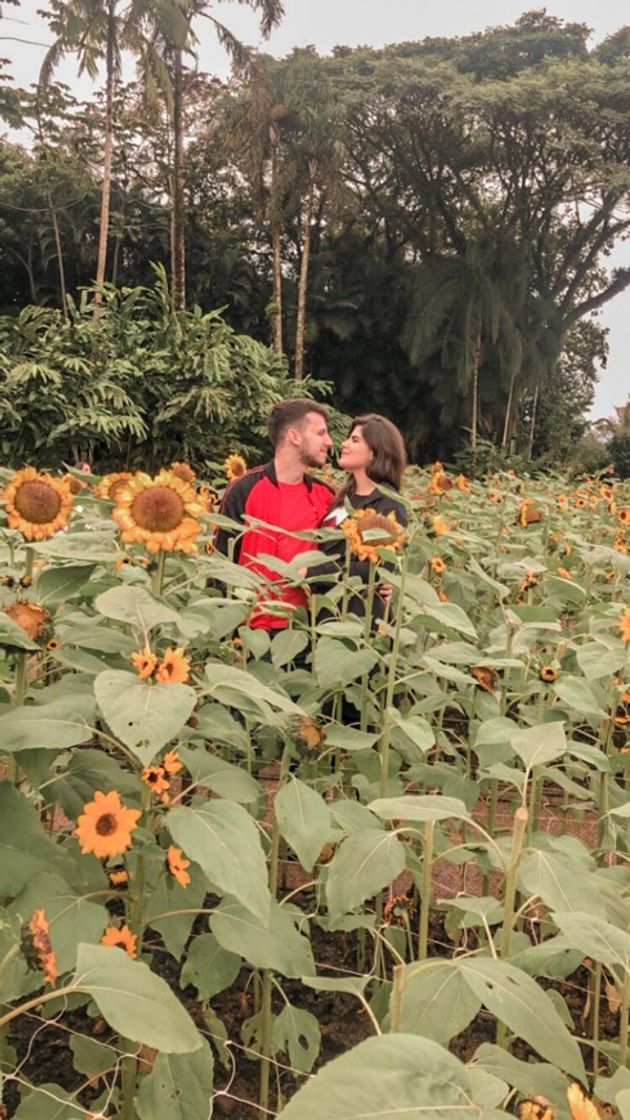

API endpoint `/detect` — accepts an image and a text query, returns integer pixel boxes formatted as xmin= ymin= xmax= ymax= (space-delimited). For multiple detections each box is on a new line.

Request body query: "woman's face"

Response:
xmin=338 ymin=425 xmax=373 ymax=473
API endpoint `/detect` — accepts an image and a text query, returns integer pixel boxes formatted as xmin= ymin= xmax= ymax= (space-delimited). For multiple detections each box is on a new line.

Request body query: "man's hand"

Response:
xmin=379 ymin=583 xmax=393 ymax=603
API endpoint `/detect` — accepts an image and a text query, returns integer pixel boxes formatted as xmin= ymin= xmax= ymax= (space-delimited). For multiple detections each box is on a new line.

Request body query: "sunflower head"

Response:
xmin=141 ymin=765 xmax=170 ymax=796
xmin=3 ymin=467 xmax=72 ymax=541
xmin=108 ymin=868 xmax=128 ymax=886
xmin=155 ymin=647 xmax=190 ymax=684
xmin=472 ymin=666 xmax=498 ymax=693
xmin=620 ymin=609 xmax=630 ymax=643
xmin=112 ymin=470 xmax=204 ymax=555
xmin=431 ymin=514 xmax=450 ymax=535
xmin=101 ymin=924 xmax=137 ymax=958
xmin=163 ymin=749 xmax=183 ymax=775
xmin=75 ymin=790 xmax=141 ymax=859
xmin=519 ymin=500 xmax=542 ymax=527
xmin=224 ymin=453 xmax=248 ymax=482
xmin=343 ymin=508 xmax=406 ymax=563
xmin=383 ymin=893 xmax=416 ymax=927
xmin=131 ymin=648 xmax=158 ymax=680
xmin=455 ymin=474 xmax=471 ymax=492
xmin=94 ymin=471 xmax=134 ymax=502
xmin=288 ymin=714 xmax=327 ymax=755
xmin=167 ymin=845 xmax=191 ymax=887
xmin=539 ymin=666 xmax=558 ymax=683
xmin=25 ymin=909 xmax=57 ymax=986
xmin=489 ymin=491 xmax=502 ymax=503
xmin=170 ymin=461 xmax=196 ymax=485
xmin=4 ymin=599 xmax=50 ymax=641
xmin=430 ymin=555 xmax=446 ymax=575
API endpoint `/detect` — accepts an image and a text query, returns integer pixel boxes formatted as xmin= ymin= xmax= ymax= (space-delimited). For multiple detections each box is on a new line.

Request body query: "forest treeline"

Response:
xmin=1 ymin=5 xmax=630 ymax=468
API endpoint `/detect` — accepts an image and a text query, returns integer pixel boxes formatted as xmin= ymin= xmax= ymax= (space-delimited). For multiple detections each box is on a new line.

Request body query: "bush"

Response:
xmin=608 ymin=430 xmax=630 ymax=478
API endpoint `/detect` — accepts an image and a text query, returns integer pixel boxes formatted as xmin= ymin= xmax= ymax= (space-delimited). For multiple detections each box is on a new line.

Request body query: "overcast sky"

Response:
xmin=2 ymin=0 xmax=629 ymax=420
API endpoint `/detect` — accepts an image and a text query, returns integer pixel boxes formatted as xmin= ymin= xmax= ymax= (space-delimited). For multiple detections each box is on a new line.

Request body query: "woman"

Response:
xmin=302 ymin=414 xmax=408 ymax=620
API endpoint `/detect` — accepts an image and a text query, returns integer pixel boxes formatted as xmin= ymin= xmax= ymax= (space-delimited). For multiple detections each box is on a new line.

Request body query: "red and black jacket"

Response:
xmin=215 ymin=460 xmax=334 ymax=629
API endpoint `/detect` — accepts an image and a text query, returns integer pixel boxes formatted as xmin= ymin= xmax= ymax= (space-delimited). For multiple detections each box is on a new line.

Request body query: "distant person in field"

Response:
xmin=215 ymin=398 xmax=334 ymax=633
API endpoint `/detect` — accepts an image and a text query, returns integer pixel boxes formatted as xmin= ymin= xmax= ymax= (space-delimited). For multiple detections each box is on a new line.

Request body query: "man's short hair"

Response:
xmin=267 ymin=398 xmax=329 ymax=449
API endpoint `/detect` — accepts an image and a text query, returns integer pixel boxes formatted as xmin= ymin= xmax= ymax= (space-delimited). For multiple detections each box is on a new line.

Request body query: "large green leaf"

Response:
xmin=0 ymin=701 xmax=92 ymax=752
xmin=368 ymin=794 xmax=471 ymax=823
xmin=519 ymin=850 xmax=604 ymax=918
xmin=10 ymin=871 xmax=108 ymax=974
xmin=178 ymin=746 xmax=261 ymax=803
xmin=472 ymin=1043 xmax=572 ymax=1117
xmin=552 ymin=911 xmax=630 ymax=967
xmin=180 ymin=933 xmax=241 ymax=1001
xmin=46 ymin=748 xmax=140 ymax=820
xmin=94 ymin=585 xmax=179 ymax=630
xmin=273 ymin=1002 xmax=321 ymax=1074
xmin=314 ymin=637 xmax=378 ymax=688
xmin=167 ymin=801 xmax=270 ymax=922
xmin=204 ymin=661 xmax=300 ymax=715
xmin=279 ymin=1033 xmax=481 ymax=1120
xmin=553 ymin=678 xmax=606 ymax=719
xmin=136 ymin=1040 xmax=214 ymax=1120
xmin=94 ymin=670 xmax=196 ymax=764
xmin=144 ymin=863 xmax=207 ymax=959
xmin=511 ymin=721 xmax=566 ymax=770
xmin=456 ymin=957 xmax=585 ymax=1079
xmin=74 ymin=944 xmax=201 ymax=1053
xmin=415 ymin=601 xmax=477 ymax=639
xmin=14 ymin=1084 xmax=80 ymax=1119
xmin=275 ymin=777 xmax=331 ymax=871
xmin=35 ymin=564 xmax=95 ymax=606
xmin=395 ymin=961 xmax=481 ymax=1043
xmin=326 ymin=831 xmax=407 ymax=918
xmin=210 ymin=898 xmax=315 ymax=978
xmin=0 ymin=783 xmax=73 ymax=895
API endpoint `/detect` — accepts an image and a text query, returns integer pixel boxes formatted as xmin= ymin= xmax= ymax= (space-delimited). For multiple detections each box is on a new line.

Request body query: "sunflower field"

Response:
xmin=0 ymin=458 xmax=629 ymax=1120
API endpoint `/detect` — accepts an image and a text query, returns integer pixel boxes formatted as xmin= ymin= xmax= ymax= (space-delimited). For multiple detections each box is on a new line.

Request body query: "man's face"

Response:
xmin=293 ymin=411 xmax=333 ymax=468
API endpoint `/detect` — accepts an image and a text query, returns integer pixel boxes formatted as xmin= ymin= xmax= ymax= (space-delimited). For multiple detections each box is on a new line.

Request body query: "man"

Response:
xmin=215 ymin=398 xmax=334 ymax=632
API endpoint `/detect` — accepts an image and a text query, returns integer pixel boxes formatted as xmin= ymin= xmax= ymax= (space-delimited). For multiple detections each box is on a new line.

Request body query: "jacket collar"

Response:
xmin=264 ymin=459 xmax=314 ymax=490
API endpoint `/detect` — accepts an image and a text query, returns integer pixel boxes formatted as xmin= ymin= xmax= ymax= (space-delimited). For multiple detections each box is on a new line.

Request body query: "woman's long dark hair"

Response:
xmin=335 ymin=414 xmax=407 ymax=505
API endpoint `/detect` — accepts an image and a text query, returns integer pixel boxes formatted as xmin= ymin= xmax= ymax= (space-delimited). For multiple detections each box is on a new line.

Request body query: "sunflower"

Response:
xmin=539 ymin=666 xmax=558 ymax=683
xmin=342 ymin=508 xmax=406 ymax=564
xmin=155 ymin=647 xmax=190 ymax=684
xmin=288 ymin=713 xmax=327 ymax=754
xmin=64 ymin=473 xmax=86 ymax=496
xmin=4 ymin=600 xmax=50 ymax=641
xmin=75 ymin=790 xmax=141 ymax=859
xmin=3 ymin=467 xmax=72 ymax=541
xmin=167 ymin=845 xmax=191 ymax=887
xmin=455 ymin=474 xmax=471 ymax=492
xmin=489 ymin=491 xmax=502 ymax=503
xmin=101 ymin=924 xmax=137 ymax=958
xmin=130 ymin=648 xmax=158 ymax=680
xmin=108 ymin=868 xmax=128 ymax=886
xmin=428 ymin=471 xmax=453 ymax=495
xmin=383 ymin=893 xmax=416 ymax=927
xmin=556 ymin=495 xmax=569 ymax=510
xmin=438 ymin=589 xmax=449 ymax=602
xmin=163 ymin=749 xmax=183 ymax=775
xmin=556 ymin=566 xmax=572 ymax=580
xmin=430 ymin=461 xmax=444 ymax=474
xmin=619 ymin=509 xmax=630 ymax=526
xmin=224 ymin=453 xmax=248 ymax=482
xmin=112 ymin=469 xmax=205 ymax=555
xmin=46 ymin=637 xmax=60 ymax=651
xmin=574 ymin=496 xmax=587 ymax=510
xmin=519 ymin=571 xmax=538 ymax=593
xmin=141 ymin=765 xmax=170 ymax=796
xmin=620 ymin=609 xmax=630 ymax=643
xmin=170 ymin=461 xmax=196 ymax=485
xmin=430 ymin=555 xmax=446 ymax=575
xmin=431 ymin=514 xmax=450 ymax=535
xmin=472 ymin=666 xmax=498 ymax=693
xmin=317 ymin=842 xmax=337 ymax=865
xmin=93 ymin=471 xmax=133 ymax=502
xmin=28 ymin=909 xmax=57 ymax=986
xmin=519 ymin=499 xmax=542 ymax=527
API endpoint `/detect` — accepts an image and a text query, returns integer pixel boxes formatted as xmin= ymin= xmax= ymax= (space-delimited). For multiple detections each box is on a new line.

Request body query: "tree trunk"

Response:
xmin=294 ymin=173 xmax=315 ymax=381
xmin=93 ymin=0 xmax=116 ymax=315
xmin=528 ymin=385 xmax=539 ymax=460
xmin=502 ymin=370 xmax=516 ymax=448
xmin=270 ymin=143 xmax=283 ymax=354
xmin=471 ymin=333 xmax=481 ymax=452
xmin=46 ymin=191 xmax=68 ymax=320
xmin=171 ymin=46 xmax=186 ymax=312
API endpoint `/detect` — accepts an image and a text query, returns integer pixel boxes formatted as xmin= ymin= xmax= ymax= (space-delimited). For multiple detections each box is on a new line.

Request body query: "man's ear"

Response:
xmin=286 ymin=426 xmax=301 ymax=447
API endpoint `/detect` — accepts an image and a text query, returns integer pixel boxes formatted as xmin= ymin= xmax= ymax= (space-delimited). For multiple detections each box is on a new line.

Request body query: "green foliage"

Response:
xmin=609 ymin=431 xmax=630 ymax=478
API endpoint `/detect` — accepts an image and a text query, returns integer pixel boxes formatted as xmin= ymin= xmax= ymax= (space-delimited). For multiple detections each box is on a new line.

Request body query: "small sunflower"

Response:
xmin=489 ymin=491 xmax=502 ymax=503
xmin=539 ymin=666 xmax=558 ymax=683
xmin=155 ymin=647 xmax=190 ymax=684
xmin=343 ymin=508 xmax=406 ymax=564
xmin=46 ymin=637 xmax=60 ymax=651
xmin=288 ymin=714 xmax=327 ymax=754
xmin=431 ymin=514 xmax=450 ymax=535
xmin=455 ymin=474 xmax=471 ymax=492
xmin=101 ymin=924 xmax=137 ymax=958
xmin=619 ymin=509 xmax=630 ymax=526
xmin=472 ymin=666 xmax=498 ymax=693
xmin=620 ymin=609 xmax=630 ymax=643
xmin=27 ymin=909 xmax=57 ymax=986
xmin=430 ymin=555 xmax=446 ymax=575
xmin=130 ymin=648 xmax=158 ymax=680
xmin=556 ymin=495 xmax=569 ymax=510
xmin=518 ymin=499 xmax=542 ymax=527
xmin=4 ymin=599 xmax=50 ymax=641
xmin=3 ymin=467 xmax=72 ymax=541
xmin=519 ymin=571 xmax=538 ymax=593
xmin=170 ymin=461 xmax=196 ymax=484
xmin=317 ymin=842 xmax=337 ymax=865
xmin=141 ymin=765 xmax=170 ymax=796
xmin=108 ymin=868 xmax=128 ymax=886
xmin=167 ymin=845 xmax=191 ymax=887
xmin=163 ymin=749 xmax=183 ymax=775
xmin=75 ymin=790 xmax=141 ymax=859
xmin=383 ymin=893 xmax=416 ymax=927
xmin=224 ymin=453 xmax=248 ymax=482
xmin=574 ymin=496 xmax=587 ymax=510
xmin=93 ymin=471 xmax=134 ymax=502
xmin=112 ymin=469 xmax=205 ymax=555
xmin=428 ymin=471 xmax=453 ymax=495
xmin=556 ymin=566 xmax=572 ymax=580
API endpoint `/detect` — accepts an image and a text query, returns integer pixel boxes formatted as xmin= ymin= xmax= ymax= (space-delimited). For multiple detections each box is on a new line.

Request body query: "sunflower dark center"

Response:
xmin=14 ymin=481 xmax=61 ymax=524
xmin=131 ymin=487 xmax=185 ymax=532
xmin=96 ymin=812 xmax=117 ymax=836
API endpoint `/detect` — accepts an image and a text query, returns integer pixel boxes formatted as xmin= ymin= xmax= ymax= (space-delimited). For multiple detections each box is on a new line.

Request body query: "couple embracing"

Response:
xmin=215 ymin=398 xmax=407 ymax=636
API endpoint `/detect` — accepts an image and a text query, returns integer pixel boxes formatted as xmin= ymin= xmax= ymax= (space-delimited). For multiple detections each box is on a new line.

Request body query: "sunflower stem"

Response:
xmin=620 ymin=968 xmax=630 ymax=1068
xmin=378 ymin=550 xmax=408 ymax=798
xmin=152 ymin=550 xmax=166 ymax=597
xmin=418 ymin=819 xmax=435 ymax=961
xmin=360 ymin=563 xmax=377 ymax=731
